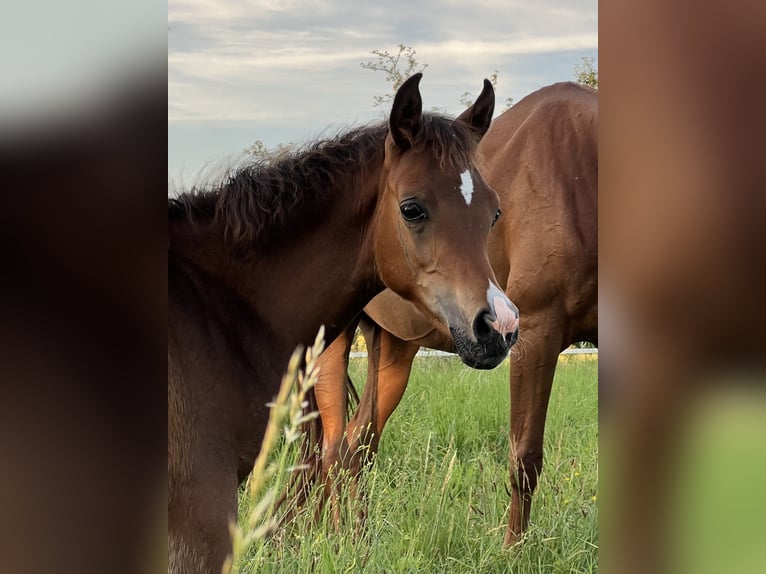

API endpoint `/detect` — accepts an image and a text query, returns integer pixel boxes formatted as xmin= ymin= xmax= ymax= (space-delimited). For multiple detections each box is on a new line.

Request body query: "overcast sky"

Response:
xmin=168 ymin=0 xmax=597 ymax=180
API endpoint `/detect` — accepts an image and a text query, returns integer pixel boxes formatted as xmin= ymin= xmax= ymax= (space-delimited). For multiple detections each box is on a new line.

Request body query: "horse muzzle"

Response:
xmin=450 ymin=300 xmax=520 ymax=369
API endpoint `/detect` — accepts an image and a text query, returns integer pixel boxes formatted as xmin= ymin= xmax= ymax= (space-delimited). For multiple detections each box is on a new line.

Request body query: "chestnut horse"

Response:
xmin=168 ymin=74 xmax=520 ymax=574
xmin=307 ymin=82 xmax=597 ymax=546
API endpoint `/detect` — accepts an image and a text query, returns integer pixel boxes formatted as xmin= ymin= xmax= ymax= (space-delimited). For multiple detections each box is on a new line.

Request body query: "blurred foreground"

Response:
xmin=601 ymin=2 xmax=766 ymax=573
xmin=1 ymin=2 xmax=765 ymax=573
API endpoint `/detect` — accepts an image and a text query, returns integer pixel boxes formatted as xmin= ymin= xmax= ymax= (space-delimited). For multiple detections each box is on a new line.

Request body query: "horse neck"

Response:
xmin=252 ymin=167 xmax=387 ymax=343
xmin=169 ymin=161 xmax=388 ymax=353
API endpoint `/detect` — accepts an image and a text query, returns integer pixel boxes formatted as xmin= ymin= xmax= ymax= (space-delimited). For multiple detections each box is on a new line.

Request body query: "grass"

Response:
xmin=235 ymin=354 xmax=598 ymax=573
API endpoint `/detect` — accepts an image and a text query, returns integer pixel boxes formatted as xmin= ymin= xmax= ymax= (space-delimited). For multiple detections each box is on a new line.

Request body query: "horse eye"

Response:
xmin=492 ymin=208 xmax=502 ymax=227
xmin=400 ymin=201 xmax=427 ymax=222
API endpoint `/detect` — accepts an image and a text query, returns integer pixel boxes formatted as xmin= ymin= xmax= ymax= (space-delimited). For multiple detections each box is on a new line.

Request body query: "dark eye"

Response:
xmin=400 ymin=201 xmax=427 ymax=222
xmin=492 ymin=208 xmax=502 ymax=227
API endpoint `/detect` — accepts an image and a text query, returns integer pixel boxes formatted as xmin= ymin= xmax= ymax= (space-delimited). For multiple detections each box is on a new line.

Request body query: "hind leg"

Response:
xmin=504 ymin=311 xmax=564 ymax=547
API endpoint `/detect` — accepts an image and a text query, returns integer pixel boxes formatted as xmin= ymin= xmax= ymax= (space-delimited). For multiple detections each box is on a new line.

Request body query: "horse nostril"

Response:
xmin=473 ymin=310 xmax=494 ymax=341
xmin=474 ymin=309 xmax=518 ymax=347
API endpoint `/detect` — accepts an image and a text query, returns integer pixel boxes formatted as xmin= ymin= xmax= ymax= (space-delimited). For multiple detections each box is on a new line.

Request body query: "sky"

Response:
xmin=2 ymin=1 xmax=163 ymax=128
xmin=168 ymin=0 xmax=597 ymax=181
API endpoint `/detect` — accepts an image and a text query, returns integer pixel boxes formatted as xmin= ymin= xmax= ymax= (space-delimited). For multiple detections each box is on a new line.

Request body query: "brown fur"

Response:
xmin=168 ymin=74 xmax=519 ymax=573
xmin=303 ymin=81 xmax=597 ymax=545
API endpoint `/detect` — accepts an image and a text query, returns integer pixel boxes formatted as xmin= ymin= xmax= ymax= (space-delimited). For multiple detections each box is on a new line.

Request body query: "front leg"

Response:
xmin=168 ymin=443 xmax=239 ymax=574
xmin=341 ymin=320 xmax=418 ymax=533
xmin=344 ymin=320 xmax=419 ymax=475
xmin=313 ymin=320 xmax=358 ymax=524
xmin=504 ymin=311 xmax=563 ymax=546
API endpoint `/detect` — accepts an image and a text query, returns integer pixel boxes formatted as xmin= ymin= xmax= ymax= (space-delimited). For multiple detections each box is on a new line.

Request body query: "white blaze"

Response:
xmin=460 ymin=170 xmax=474 ymax=206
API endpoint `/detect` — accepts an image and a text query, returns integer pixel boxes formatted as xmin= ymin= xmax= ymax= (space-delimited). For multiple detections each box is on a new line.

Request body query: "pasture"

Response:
xmin=235 ymin=353 xmax=598 ymax=573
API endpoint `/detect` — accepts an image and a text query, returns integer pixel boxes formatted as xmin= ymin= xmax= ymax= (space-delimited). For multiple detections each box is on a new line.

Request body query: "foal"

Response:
xmin=168 ymin=74 xmax=519 ymax=573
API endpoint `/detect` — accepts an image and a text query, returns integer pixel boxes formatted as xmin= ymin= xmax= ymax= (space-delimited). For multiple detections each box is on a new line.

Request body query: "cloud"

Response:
xmin=168 ymin=0 xmax=597 ymax=173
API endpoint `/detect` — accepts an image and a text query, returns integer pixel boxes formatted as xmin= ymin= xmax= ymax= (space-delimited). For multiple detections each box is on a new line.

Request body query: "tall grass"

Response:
xmin=234 ymin=353 xmax=598 ymax=573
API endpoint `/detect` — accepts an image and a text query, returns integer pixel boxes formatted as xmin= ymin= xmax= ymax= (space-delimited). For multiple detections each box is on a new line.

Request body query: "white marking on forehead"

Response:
xmin=459 ymin=170 xmax=474 ymax=206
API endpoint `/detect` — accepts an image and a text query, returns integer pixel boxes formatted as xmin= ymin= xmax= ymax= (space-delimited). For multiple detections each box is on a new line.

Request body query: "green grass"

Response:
xmin=237 ymin=355 xmax=598 ymax=573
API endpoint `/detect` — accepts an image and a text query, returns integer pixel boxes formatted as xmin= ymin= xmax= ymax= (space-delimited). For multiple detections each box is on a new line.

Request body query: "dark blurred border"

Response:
xmin=0 ymin=5 xmax=166 ymax=573
xmin=2 ymin=1 xmax=765 ymax=573
xmin=601 ymin=1 xmax=766 ymax=573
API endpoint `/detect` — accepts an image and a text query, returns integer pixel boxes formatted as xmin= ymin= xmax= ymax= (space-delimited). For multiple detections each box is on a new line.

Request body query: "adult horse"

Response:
xmin=168 ymin=74 xmax=520 ymax=574
xmin=307 ymin=82 xmax=597 ymax=546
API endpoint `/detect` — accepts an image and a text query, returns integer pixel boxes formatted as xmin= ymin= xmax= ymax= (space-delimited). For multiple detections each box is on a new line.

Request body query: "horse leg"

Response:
xmin=168 ymin=457 xmax=238 ymax=574
xmin=371 ymin=331 xmax=419 ymax=443
xmin=343 ymin=322 xmax=419 ymax=530
xmin=331 ymin=317 xmax=379 ymax=530
xmin=345 ymin=324 xmax=418 ymax=473
xmin=504 ymin=312 xmax=564 ymax=547
xmin=314 ymin=320 xmax=357 ymax=525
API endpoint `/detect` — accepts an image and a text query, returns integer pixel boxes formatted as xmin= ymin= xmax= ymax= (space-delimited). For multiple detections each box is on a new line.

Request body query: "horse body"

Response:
xmin=312 ymin=81 xmax=597 ymax=545
xmin=168 ymin=74 xmax=519 ymax=573
xmin=168 ymin=164 xmax=385 ymax=572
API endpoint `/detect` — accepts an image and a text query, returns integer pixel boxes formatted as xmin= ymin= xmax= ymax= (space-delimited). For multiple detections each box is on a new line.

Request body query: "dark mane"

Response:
xmin=168 ymin=113 xmax=480 ymax=247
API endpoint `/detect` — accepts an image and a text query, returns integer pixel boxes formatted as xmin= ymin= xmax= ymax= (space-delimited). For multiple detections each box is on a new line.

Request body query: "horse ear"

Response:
xmin=456 ymin=79 xmax=495 ymax=138
xmin=389 ymin=73 xmax=423 ymax=150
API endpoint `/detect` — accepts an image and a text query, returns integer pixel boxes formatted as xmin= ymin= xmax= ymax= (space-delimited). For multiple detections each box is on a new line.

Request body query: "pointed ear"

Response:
xmin=456 ymin=78 xmax=495 ymax=138
xmin=389 ymin=73 xmax=423 ymax=150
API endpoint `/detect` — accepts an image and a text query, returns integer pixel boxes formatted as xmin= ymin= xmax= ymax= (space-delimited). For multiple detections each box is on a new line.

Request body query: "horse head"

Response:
xmin=373 ymin=73 xmax=519 ymax=369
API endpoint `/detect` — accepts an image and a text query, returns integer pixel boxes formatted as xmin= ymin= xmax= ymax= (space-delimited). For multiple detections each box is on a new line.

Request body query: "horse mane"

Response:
xmin=168 ymin=114 xmax=480 ymax=248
